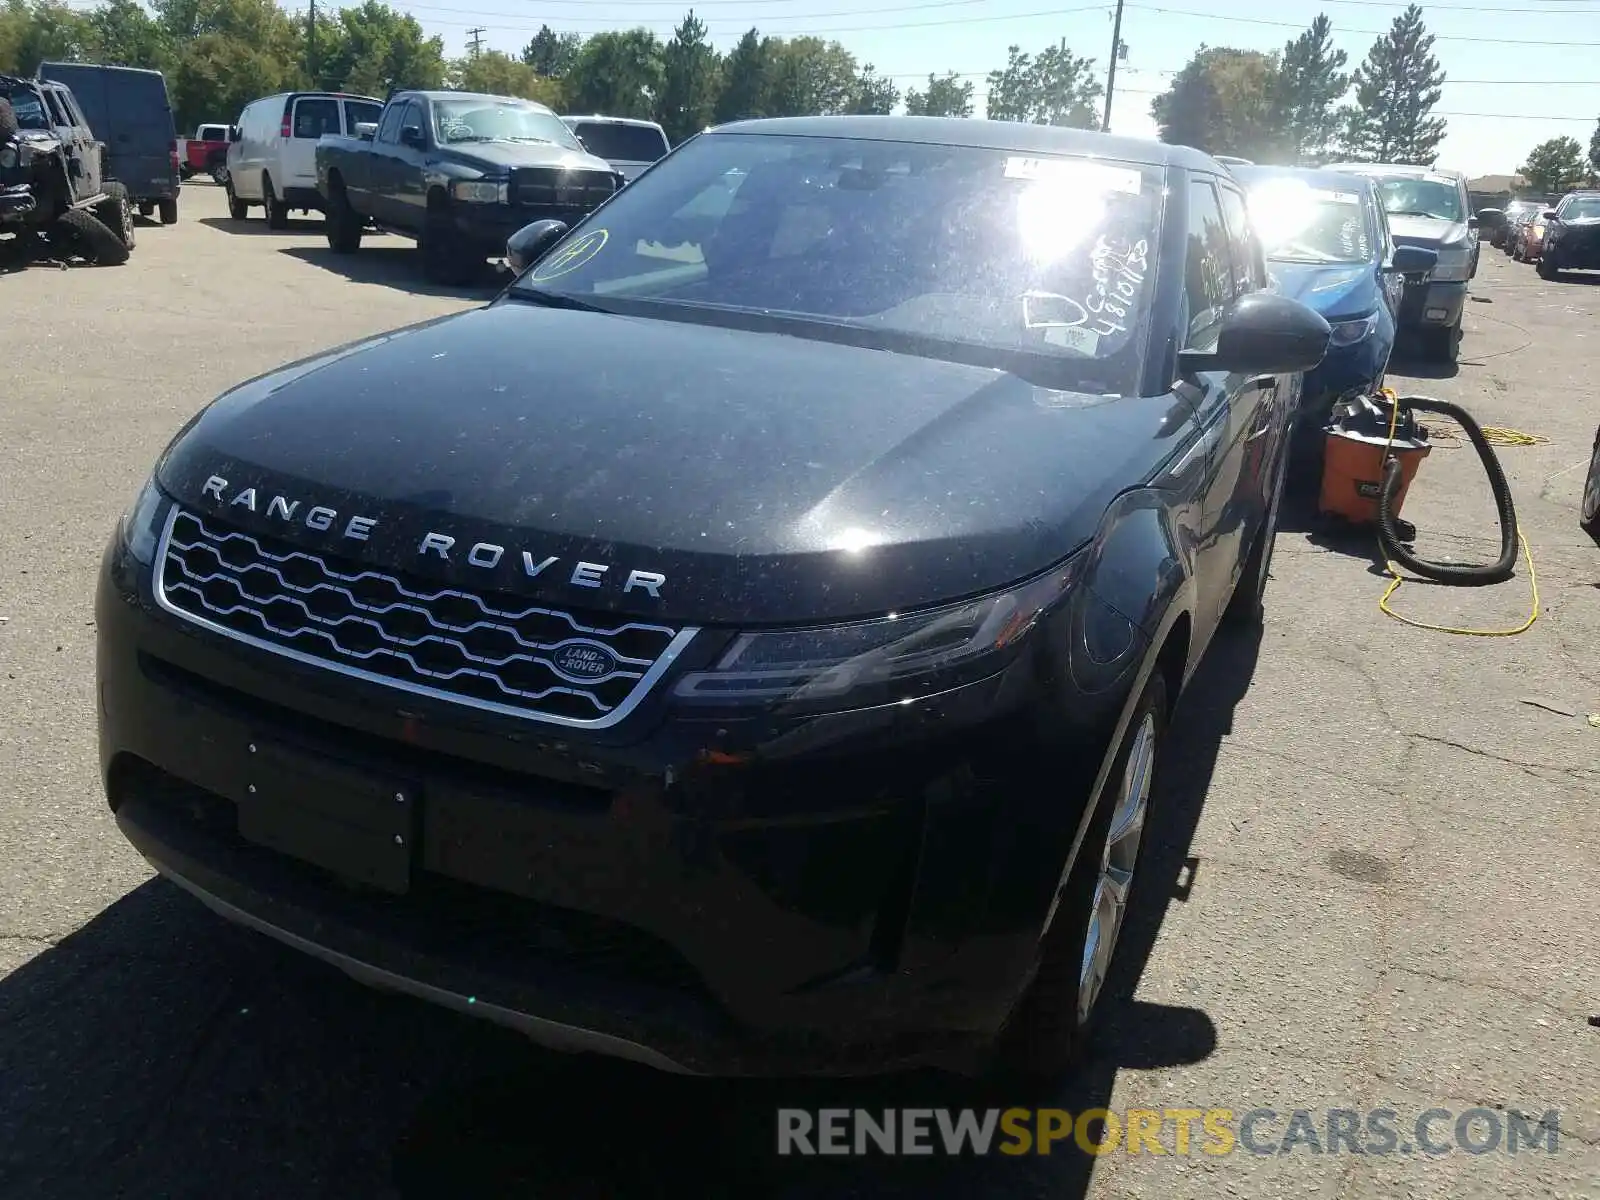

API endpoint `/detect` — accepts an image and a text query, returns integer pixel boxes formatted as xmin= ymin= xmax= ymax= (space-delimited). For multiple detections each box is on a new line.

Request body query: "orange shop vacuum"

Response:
xmin=1317 ymin=387 xmax=1521 ymax=586
xmin=1319 ymin=389 xmax=1431 ymax=528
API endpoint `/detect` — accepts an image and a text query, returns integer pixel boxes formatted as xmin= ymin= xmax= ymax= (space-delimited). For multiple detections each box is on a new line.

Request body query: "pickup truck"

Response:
xmin=178 ymin=123 xmax=230 ymax=183
xmin=314 ymin=89 xmax=623 ymax=285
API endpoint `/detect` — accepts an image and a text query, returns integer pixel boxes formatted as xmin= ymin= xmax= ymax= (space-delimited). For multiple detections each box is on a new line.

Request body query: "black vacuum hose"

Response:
xmin=1377 ymin=395 xmax=1519 ymax=585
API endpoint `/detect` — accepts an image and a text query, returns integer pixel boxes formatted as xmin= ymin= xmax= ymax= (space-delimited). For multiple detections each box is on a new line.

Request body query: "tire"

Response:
xmin=324 ymin=177 xmax=362 ymax=254
xmin=0 ymin=98 xmax=18 ymax=140
xmin=138 ymin=201 xmax=154 ymax=218
xmin=263 ymin=177 xmax=289 ymax=230
xmin=1580 ymin=428 xmax=1600 ymax=544
xmin=422 ymin=207 xmax=475 ymax=285
xmin=1224 ymin=428 xmax=1291 ymax=628
xmin=54 ymin=207 xmax=130 ymax=266
xmin=1426 ymin=322 xmax=1459 ymax=364
xmin=94 ymin=181 xmax=136 ymax=252
xmin=226 ymin=181 xmax=248 ymax=221
xmin=1536 ymin=255 xmax=1558 ymax=280
xmin=158 ymin=196 xmax=178 ymax=225
xmin=993 ymin=670 xmax=1169 ymax=1079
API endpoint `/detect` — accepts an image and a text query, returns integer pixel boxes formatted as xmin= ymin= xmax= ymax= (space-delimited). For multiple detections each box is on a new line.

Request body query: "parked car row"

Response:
xmin=1490 ymin=189 xmax=1600 ymax=280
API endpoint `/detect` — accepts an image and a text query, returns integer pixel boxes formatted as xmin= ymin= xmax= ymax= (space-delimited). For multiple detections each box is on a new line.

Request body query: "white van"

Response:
xmin=226 ymin=91 xmax=384 ymax=226
xmin=559 ymin=115 xmax=670 ymax=182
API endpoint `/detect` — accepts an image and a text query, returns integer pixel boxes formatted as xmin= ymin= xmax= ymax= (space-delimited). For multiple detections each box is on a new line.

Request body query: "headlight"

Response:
xmin=1328 ymin=313 xmax=1378 ymax=346
xmin=1430 ymin=244 xmax=1472 ymax=282
xmin=670 ymin=557 xmax=1084 ymax=712
xmin=0 ymin=146 xmax=15 ymax=170
xmin=451 ymin=180 xmax=507 ymax=204
xmin=119 ymin=475 xmax=167 ymax=565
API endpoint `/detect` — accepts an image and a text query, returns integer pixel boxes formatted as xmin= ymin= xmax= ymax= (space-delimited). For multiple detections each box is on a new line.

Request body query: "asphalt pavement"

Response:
xmin=1 ymin=184 xmax=1596 ymax=1199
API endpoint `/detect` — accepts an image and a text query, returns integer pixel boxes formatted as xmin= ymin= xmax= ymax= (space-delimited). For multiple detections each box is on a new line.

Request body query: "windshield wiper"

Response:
xmin=505 ymin=286 xmax=610 ymax=313
xmin=1387 ymin=209 xmax=1449 ymax=219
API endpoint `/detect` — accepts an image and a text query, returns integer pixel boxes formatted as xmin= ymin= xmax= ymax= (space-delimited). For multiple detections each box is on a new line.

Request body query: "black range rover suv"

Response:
xmin=98 ymin=117 xmax=1329 ymax=1078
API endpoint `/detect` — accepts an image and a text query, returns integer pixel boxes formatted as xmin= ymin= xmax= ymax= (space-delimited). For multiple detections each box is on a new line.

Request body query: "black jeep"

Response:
xmin=1 ymin=74 xmax=135 ymax=267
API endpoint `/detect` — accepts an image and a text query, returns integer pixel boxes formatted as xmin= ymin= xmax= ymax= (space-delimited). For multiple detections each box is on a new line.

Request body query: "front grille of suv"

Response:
xmin=507 ymin=166 xmax=618 ymax=211
xmin=155 ymin=508 xmax=695 ymax=727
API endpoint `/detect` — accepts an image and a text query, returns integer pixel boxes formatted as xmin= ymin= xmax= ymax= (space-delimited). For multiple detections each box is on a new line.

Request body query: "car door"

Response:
xmin=1372 ymin=195 xmax=1405 ymax=319
xmin=366 ymin=100 xmax=416 ymax=228
xmin=390 ymin=100 xmax=432 ymax=230
xmin=1181 ymin=175 xmax=1265 ymax=627
xmin=286 ymin=95 xmax=340 ymax=194
xmin=45 ymin=87 xmax=101 ymax=198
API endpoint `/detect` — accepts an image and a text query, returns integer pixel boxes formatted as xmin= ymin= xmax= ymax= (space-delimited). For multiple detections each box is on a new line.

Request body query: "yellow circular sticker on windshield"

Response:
xmin=530 ymin=228 xmax=609 ymax=281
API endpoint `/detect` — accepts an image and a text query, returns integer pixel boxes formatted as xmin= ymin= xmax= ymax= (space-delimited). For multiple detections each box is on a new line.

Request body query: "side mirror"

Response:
xmin=1466 ymin=215 xmax=1479 ymax=230
xmin=354 ymin=122 xmax=378 ymax=140
xmin=1540 ymin=209 xmax=1559 ymax=221
xmin=1383 ymin=245 xmax=1438 ymax=275
xmin=400 ymin=125 xmax=425 ymax=149
xmin=229 ymin=126 xmax=240 ymax=142
xmin=1177 ymin=292 xmax=1331 ymax=379
xmin=506 ymin=219 xmax=570 ymax=274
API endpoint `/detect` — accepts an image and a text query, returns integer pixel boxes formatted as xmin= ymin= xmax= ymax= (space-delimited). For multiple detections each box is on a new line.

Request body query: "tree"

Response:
xmin=656 ymin=10 xmax=718 ymax=143
xmin=762 ymin=36 xmax=858 ymax=116
xmin=1273 ymin=14 xmax=1347 ymax=165
xmin=1520 ymin=136 xmax=1589 ymax=195
xmin=848 ymin=64 xmax=898 ymax=115
xmin=904 ymin=71 xmax=973 ymax=118
xmin=315 ymin=1 xmax=444 ymax=96
xmin=520 ymin=24 xmax=582 ymax=79
xmin=1589 ymin=116 xmax=1600 ymax=176
xmin=452 ymin=49 xmax=559 ymax=105
xmin=86 ymin=0 xmax=172 ymax=70
xmin=712 ymin=28 xmax=768 ymax=123
xmin=985 ymin=41 xmax=1101 ymax=127
xmin=564 ymin=28 xmax=663 ymax=119
xmin=1152 ymin=46 xmax=1282 ymax=160
xmin=4 ymin=0 xmax=96 ymax=73
xmin=1338 ymin=4 xmax=1446 ymax=164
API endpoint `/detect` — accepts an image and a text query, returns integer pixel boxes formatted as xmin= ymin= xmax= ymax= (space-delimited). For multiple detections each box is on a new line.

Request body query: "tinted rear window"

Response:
xmin=293 ymin=98 xmax=341 ymax=139
xmin=345 ymin=101 xmax=382 ymax=129
xmin=570 ymin=122 xmax=669 ymax=162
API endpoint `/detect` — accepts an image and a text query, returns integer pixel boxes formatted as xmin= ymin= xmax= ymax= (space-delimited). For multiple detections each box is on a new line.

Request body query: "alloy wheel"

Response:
xmin=1078 ymin=711 xmax=1156 ymax=1023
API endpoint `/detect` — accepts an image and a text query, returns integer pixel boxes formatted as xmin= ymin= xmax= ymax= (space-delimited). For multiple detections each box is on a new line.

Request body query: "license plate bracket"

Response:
xmin=237 ymin=737 xmax=418 ymax=894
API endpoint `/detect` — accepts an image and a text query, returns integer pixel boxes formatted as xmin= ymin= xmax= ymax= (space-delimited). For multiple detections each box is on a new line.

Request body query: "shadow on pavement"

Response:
xmin=0 ymin=638 xmax=1257 ymax=1198
xmin=197 ymin=215 xmax=327 ymax=237
xmin=279 ymin=243 xmax=505 ymax=301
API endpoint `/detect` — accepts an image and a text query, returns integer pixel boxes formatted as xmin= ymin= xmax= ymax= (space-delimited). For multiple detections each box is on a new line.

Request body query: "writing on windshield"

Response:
xmin=511 ymin=134 xmax=1167 ymax=392
xmin=433 ymin=101 xmax=581 ymax=150
xmin=1246 ymin=180 xmax=1373 ymax=264
xmin=1376 ymin=176 xmax=1463 ymax=222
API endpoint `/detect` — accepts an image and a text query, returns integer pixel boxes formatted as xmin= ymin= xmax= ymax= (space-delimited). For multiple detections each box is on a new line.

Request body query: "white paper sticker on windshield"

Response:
xmin=1423 ymin=173 xmax=1454 ymax=186
xmin=1044 ymin=325 xmax=1100 ymax=354
xmin=1003 ymin=157 xmax=1142 ymax=194
xmin=1313 ymin=190 xmax=1361 ymax=205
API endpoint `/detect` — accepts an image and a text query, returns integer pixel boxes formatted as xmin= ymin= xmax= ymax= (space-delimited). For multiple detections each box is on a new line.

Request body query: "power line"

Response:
xmin=1125 ymin=3 xmax=1600 ymax=44
xmin=466 ymin=25 xmax=487 ymax=55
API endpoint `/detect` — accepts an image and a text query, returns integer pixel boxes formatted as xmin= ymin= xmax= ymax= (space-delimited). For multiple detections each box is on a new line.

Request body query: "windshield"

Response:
xmin=433 ymin=99 xmax=583 ymax=150
xmin=1560 ymin=196 xmax=1600 ymax=220
xmin=569 ymin=121 xmax=669 ymax=163
xmin=4 ymin=83 xmax=48 ymax=130
xmin=509 ymin=133 xmax=1166 ymax=392
xmin=1245 ymin=178 xmax=1374 ymax=265
xmin=1375 ymin=176 xmax=1463 ymax=222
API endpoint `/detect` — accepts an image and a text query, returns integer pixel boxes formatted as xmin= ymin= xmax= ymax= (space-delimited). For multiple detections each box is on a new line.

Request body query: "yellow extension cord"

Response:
xmin=1372 ymin=388 xmax=1541 ymax=636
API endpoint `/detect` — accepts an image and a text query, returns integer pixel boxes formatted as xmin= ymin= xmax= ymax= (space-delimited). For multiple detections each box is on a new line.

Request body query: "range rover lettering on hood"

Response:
xmin=198 ymin=474 xmax=668 ymax=599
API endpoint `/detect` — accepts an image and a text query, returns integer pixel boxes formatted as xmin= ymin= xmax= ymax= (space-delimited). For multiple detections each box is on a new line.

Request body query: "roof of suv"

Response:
xmin=707 ymin=115 xmax=1225 ymax=171
xmin=561 ymin=115 xmax=666 ymax=129
xmin=1325 ymin=162 xmax=1467 ymax=182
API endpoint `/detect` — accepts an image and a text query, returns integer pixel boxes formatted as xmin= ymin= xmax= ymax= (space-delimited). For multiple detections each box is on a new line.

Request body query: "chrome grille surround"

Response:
xmin=153 ymin=507 xmax=699 ymax=728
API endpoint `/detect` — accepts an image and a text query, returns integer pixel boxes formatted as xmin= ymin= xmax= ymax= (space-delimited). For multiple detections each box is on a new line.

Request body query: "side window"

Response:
xmin=1216 ymin=181 xmax=1264 ymax=291
xmin=401 ymin=102 xmax=425 ymax=140
xmin=292 ymin=97 xmax=340 ymax=139
xmin=376 ymin=103 xmax=404 ymax=144
xmin=344 ymin=100 xmax=383 ymax=131
xmin=43 ymin=89 xmax=69 ymax=127
xmin=1184 ymin=180 xmax=1234 ymax=352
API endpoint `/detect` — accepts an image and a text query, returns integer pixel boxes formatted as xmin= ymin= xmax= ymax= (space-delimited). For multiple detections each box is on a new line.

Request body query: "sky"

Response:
xmin=285 ymin=0 xmax=1600 ymax=177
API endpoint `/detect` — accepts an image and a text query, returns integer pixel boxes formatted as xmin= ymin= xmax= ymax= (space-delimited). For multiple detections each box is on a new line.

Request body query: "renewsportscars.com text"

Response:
xmin=776 ymin=1106 xmax=1563 ymax=1157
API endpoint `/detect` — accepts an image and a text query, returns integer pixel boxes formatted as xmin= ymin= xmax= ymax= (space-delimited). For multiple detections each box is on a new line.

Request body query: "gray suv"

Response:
xmin=1324 ymin=162 xmax=1478 ymax=364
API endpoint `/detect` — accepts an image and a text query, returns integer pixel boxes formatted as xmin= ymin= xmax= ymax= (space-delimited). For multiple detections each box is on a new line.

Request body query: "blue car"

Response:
xmin=1231 ymin=166 xmax=1437 ymax=435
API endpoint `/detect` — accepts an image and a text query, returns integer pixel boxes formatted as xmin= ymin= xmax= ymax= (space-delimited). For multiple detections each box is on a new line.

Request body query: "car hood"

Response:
xmin=433 ymin=141 xmax=613 ymax=175
xmin=1387 ymin=213 xmax=1471 ymax=247
xmin=1268 ymin=262 xmax=1378 ymax=321
xmin=156 ymin=304 xmax=1184 ymax=626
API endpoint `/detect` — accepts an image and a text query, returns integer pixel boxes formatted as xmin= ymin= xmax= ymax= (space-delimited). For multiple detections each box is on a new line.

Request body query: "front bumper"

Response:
xmin=97 ymin=529 xmax=1139 ymax=1075
xmin=1397 ymin=277 xmax=1466 ymax=330
xmin=1545 ymin=231 xmax=1600 ymax=270
xmin=452 ymin=204 xmax=597 ymax=256
xmin=1298 ymin=335 xmax=1391 ymax=426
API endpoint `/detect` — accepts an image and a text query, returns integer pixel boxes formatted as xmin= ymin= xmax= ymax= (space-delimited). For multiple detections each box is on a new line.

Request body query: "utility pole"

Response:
xmin=307 ymin=0 xmax=317 ymax=85
xmin=466 ymin=27 xmax=486 ymax=58
xmin=1101 ymin=0 xmax=1125 ymax=133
